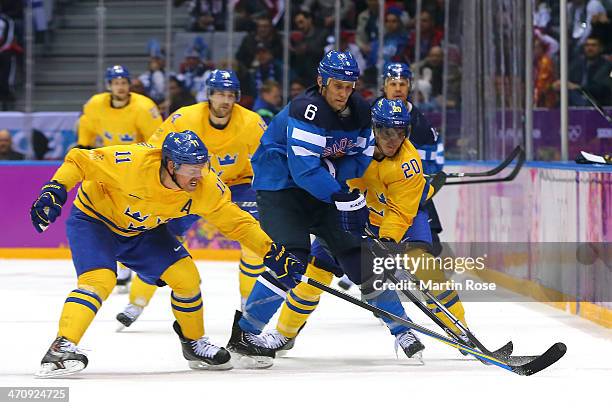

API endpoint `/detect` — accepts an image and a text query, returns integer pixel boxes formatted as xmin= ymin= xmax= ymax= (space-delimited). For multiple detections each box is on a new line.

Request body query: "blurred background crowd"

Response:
xmin=1 ymin=0 xmax=611 ymax=161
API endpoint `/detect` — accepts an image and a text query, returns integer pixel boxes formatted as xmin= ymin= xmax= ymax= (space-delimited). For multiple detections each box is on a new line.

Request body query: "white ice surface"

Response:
xmin=0 ymin=259 xmax=610 ymax=408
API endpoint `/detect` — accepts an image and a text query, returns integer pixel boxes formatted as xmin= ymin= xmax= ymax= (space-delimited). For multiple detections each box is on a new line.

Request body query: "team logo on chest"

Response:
xmin=124 ymin=206 xmax=150 ymax=223
xmin=104 ymin=131 xmax=135 ymax=142
xmin=323 ymin=138 xmax=356 ymax=158
xmin=218 ymin=153 xmax=238 ymax=166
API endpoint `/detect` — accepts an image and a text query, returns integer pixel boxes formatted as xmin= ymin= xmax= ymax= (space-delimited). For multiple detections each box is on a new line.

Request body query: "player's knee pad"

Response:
xmin=77 ymin=268 xmax=117 ymax=301
xmin=160 ymin=257 xmax=201 ymax=298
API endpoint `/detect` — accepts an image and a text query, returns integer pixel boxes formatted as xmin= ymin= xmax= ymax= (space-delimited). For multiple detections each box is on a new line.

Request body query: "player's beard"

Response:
xmin=209 ymin=102 xmax=232 ymax=120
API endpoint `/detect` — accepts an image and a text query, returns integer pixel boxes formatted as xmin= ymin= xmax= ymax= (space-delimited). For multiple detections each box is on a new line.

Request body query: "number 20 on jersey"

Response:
xmin=402 ymin=159 xmax=421 ymax=179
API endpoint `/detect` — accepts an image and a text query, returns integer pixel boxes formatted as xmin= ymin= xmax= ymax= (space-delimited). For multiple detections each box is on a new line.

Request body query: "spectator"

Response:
xmin=367 ymin=7 xmax=407 ymax=68
xmin=253 ymin=79 xmax=282 ymax=125
xmin=0 ymin=13 xmax=21 ymax=111
xmin=414 ymin=46 xmax=460 ymax=109
xmin=324 ymin=32 xmax=366 ymax=73
xmin=176 ymin=0 xmax=227 ymax=32
xmin=130 ymin=78 xmax=147 ymax=96
xmin=404 ymin=10 xmax=444 ymax=63
xmin=554 ymin=36 xmax=612 ymax=107
xmin=356 ymin=0 xmax=380 ymax=57
xmin=0 ymin=129 xmax=24 ymax=160
xmin=533 ymin=37 xmax=558 ymax=108
xmin=179 ymin=42 xmax=209 ymax=96
xmin=139 ymin=41 xmax=167 ymax=104
xmin=290 ymin=78 xmax=308 ymax=100
xmin=291 ymin=11 xmax=328 ymax=81
xmin=249 ymin=43 xmax=283 ymax=96
xmin=568 ymin=0 xmax=606 ymax=58
xmin=591 ymin=11 xmax=612 ymax=54
xmin=161 ymin=75 xmax=197 ymax=115
xmin=236 ymin=16 xmax=282 ymax=70
xmin=300 ymin=0 xmax=354 ymax=29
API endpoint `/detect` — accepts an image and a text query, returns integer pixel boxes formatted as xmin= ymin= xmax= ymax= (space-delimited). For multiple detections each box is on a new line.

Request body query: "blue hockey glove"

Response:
xmin=263 ymin=243 xmax=306 ymax=289
xmin=332 ymin=191 xmax=369 ymax=236
xmin=30 ymin=181 xmax=67 ymax=233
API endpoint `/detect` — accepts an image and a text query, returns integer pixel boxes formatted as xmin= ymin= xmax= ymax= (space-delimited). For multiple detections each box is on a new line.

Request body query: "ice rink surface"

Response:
xmin=0 ymin=259 xmax=610 ymax=408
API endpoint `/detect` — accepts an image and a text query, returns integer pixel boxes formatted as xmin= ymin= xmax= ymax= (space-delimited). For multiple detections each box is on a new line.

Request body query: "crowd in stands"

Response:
xmin=2 ymin=0 xmax=612 ymax=159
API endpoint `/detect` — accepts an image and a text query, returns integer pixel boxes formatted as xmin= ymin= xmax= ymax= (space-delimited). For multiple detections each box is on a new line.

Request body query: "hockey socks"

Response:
xmin=238 ymin=249 xmax=266 ymax=305
xmin=276 ymin=260 xmax=334 ymax=338
xmin=58 ymin=269 xmax=115 ymax=343
xmin=170 ymin=291 xmax=204 ymax=339
xmin=129 ymin=273 xmax=158 ymax=307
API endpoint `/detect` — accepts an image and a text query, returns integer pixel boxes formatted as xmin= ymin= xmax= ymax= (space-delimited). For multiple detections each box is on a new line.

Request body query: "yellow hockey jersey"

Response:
xmin=77 ymin=92 xmax=162 ymax=148
xmin=52 ymin=144 xmax=272 ymax=257
xmin=148 ymin=102 xmax=266 ymax=187
xmin=348 ymin=139 xmax=434 ymax=242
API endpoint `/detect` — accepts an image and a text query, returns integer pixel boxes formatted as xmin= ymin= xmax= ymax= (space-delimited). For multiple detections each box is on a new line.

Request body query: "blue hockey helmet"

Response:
xmin=382 ymin=63 xmax=413 ymax=82
xmin=371 ymin=98 xmax=411 ymax=131
xmin=206 ymin=69 xmax=241 ymax=101
xmin=318 ymin=50 xmax=360 ymax=86
xmin=105 ymin=65 xmax=131 ymax=84
xmin=162 ymin=130 xmax=209 ymax=171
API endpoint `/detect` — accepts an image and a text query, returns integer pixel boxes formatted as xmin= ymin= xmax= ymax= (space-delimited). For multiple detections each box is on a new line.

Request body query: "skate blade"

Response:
xmin=188 ymin=360 xmax=233 ymax=371
xmin=35 ymin=361 xmax=86 ymax=378
xmin=275 ymin=349 xmax=290 ymax=358
xmin=115 ymin=322 xmax=128 ymax=332
xmin=229 ymin=351 xmax=273 ymax=369
xmin=403 ymin=351 xmax=425 ymax=366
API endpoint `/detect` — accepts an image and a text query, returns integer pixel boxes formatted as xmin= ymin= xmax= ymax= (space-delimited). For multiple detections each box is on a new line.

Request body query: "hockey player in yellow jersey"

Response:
xmin=29 ymin=130 xmax=305 ymax=377
xmin=240 ymin=99 xmax=470 ymax=365
xmin=77 ymin=65 xmax=163 ymax=292
xmin=77 ymin=65 xmax=162 ymax=149
xmin=116 ymin=70 xmax=268 ymax=330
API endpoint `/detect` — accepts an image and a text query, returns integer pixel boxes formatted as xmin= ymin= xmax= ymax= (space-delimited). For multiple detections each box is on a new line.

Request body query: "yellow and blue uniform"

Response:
xmin=126 ymin=102 xmax=268 ymax=308
xmin=52 ymin=143 xmax=274 ymax=343
xmin=77 ymin=92 xmax=162 ymax=148
xmin=277 ymin=139 xmax=467 ymax=338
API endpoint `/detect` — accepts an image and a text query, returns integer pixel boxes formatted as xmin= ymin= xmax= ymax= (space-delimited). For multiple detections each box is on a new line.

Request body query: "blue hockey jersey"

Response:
xmin=408 ymin=104 xmax=444 ymax=175
xmin=251 ymin=86 xmax=373 ymax=203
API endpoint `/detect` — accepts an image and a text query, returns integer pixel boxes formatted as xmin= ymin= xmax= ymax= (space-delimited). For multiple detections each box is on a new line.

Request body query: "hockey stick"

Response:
xmin=364 ymin=229 xmax=513 ymax=358
xmin=578 ymin=87 xmax=612 ymax=124
xmin=443 ymin=146 xmax=526 ymax=185
xmin=300 ymin=274 xmax=566 ymax=375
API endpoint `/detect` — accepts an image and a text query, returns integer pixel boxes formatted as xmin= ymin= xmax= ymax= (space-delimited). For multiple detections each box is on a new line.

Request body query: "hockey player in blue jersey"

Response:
xmin=225 ymin=50 xmax=378 ymax=367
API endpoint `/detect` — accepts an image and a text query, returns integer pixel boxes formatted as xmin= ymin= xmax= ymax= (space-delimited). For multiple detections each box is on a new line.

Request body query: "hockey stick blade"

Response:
xmin=445 ymin=147 xmax=525 ymax=185
xmin=445 ymin=146 xmax=523 ymax=178
xmin=300 ymin=275 xmax=566 ymax=375
xmin=365 ymin=232 xmax=514 ymax=359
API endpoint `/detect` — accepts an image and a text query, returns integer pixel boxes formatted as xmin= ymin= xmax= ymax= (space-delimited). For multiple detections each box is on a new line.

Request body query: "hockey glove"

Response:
xmin=30 ymin=181 xmax=68 ymax=233
xmin=332 ymin=191 xmax=368 ymax=236
xmin=263 ymin=243 xmax=306 ymax=289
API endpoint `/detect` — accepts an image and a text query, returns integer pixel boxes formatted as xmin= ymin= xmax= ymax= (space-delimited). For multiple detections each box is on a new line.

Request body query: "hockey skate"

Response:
xmin=256 ymin=329 xmax=295 ymax=357
xmin=36 ymin=337 xmax=88 ymax=378
xmin=173 ymin=321 xmax=232 ymax=370
xmin=226 ymin=310 xmax=275 ymax=369
xmin=395 ymin=330 xmax=425 ymax=365
xmin=116 ymin=304 xmax=143 ymax=331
